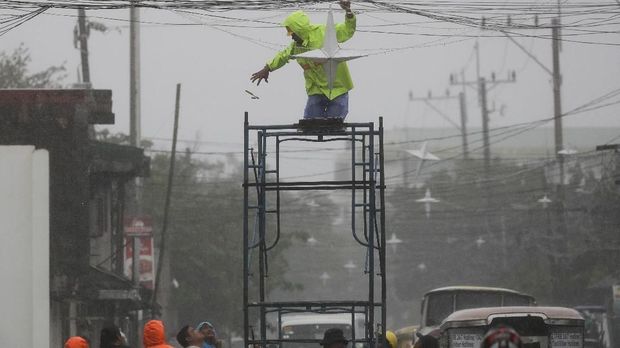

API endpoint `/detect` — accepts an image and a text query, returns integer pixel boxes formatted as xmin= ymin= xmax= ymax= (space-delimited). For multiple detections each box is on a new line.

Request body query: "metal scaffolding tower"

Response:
xmin=243 ymin=113 xmax=387 ymax=348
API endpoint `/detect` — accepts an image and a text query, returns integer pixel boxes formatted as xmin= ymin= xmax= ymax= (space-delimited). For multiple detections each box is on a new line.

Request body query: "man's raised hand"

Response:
xmin=251 ymin=66 xmax=270 ymax=86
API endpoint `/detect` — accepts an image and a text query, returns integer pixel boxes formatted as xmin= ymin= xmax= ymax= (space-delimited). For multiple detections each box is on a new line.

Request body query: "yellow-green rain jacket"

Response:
xmin=267 ymin=10 xmax=356 ymax=100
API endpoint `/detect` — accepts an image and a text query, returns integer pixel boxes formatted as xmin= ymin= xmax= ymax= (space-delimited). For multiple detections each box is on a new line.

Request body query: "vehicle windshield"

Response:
xmin=425 ymin=291 xmax=533 ymax=326
xmin=282 ymin=324 xmax=352 ymax=348
xmin=426 ymin=292 xmax=454 ymax=326
xmin=456 ymin=292 xmax=502 ymax=310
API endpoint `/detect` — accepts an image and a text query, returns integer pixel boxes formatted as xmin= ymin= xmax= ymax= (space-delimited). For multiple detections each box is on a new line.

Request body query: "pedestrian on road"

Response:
xmin=177 ymin=325 xmax=206 ymax=348
xmin=100 ymin=323 xmax=128 ymax=348
xmin=320 ymin=328 xmax=349 ymax=348
xmin=143 ymin=319 xmax=174 ymax=348
xmin=64 ymin=336 xmax=89 ymax=348
xmin=250 ymin=0 xmax=356 ymax=119
xmin=197 ymin=321 xmax=223 ymax=348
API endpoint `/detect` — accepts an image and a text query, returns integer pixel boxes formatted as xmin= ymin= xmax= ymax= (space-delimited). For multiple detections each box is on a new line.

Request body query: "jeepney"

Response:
xmin=418 ymin=286 xmax=536 ymax=337
xmin=438 ymin=306 xmax=584 ymax=348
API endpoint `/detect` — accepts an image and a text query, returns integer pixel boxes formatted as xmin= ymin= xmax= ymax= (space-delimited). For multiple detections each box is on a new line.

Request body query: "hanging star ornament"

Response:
xmin=292 ymin=7 xmax=365 ymax=96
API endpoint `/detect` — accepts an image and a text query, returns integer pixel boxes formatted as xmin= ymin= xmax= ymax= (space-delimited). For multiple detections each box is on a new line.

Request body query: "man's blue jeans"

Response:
xmin=303 ymin=92 xmax=349 ymax=119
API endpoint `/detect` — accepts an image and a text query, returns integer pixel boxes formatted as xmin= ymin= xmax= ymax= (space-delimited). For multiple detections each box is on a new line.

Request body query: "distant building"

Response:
xmin=0 ymin=89 xmax=150 ymax=346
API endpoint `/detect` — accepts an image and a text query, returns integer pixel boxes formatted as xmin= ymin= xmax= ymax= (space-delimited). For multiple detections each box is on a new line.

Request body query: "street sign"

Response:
xmin=124 ymin=216 xmax=153 ymax=237
xmin=124 ymin=236 xmax=155 ymax=289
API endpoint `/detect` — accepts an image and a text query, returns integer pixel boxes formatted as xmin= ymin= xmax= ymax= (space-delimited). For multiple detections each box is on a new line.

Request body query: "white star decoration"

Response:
xmin=292 ymin=8 xmax=365 ymax=94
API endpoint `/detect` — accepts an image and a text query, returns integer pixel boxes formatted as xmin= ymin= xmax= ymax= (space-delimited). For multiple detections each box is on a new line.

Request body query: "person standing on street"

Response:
xmin=100 ymin=323 xmax=128 ymax=348
xmin=320 ymin=328 xmax=349 ymax=348
xmin=197 ymin=321 xmax=223 ymax=348
xmin=143 ymin=320 xmax=174 ymax=348
xmin=64 ymin=336 xmax=90 ymax=348
xmin=176 ymin=325 xmax=206 ymax=348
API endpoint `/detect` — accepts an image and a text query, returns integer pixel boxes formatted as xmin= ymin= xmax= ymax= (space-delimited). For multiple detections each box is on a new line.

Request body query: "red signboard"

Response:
xmin=124 ymin=216 xmax=153 ymax=237
xmin=124 ymin=236 xmax=155 ymax=289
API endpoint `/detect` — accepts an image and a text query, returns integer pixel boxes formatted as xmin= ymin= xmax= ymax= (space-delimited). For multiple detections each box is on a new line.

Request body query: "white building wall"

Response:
xmin=0 ymin=146 xmax=49 ymax=348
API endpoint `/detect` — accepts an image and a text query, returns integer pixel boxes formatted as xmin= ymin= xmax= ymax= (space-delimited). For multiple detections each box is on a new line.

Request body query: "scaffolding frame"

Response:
xmin=243 ymin=112 xmax=386 ymax=348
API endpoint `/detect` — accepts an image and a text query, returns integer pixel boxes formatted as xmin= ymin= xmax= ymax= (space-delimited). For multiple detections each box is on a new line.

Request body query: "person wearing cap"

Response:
xmin=197 ymin=321 xmax=223 ymax=348
xmin=64 ymin=336 xmax=90 ymax=348
xmin=250 ymin=0 xmax=356 ymax=119
xmin=320 ymin=328 xmax=349 ymax=348
xmin=176 ymin=325 xmax=206 ymax=348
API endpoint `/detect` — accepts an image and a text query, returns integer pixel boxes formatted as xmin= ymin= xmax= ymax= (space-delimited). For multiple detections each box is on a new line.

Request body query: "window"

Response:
xmin=426 ymin=293 xmax=454 ymax=326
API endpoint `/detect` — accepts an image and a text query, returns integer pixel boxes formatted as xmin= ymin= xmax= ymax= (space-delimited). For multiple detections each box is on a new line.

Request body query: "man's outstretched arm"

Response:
xmin=336 ymin=0 xmax=356 ymax=43
xmin=251 ymin=44 xmax=294 ymax=86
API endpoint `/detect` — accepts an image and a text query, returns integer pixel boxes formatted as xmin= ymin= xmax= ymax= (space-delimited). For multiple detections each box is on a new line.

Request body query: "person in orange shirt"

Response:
xmin=64 ymin=336 xmax=90 ymax=348
xmin=143 ymin=320 xmax=174 ymax=348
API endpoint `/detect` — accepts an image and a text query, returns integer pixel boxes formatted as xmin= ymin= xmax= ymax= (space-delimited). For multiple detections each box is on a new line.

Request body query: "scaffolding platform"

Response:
xmin=243 ymin=112 xmax=386 ymax=348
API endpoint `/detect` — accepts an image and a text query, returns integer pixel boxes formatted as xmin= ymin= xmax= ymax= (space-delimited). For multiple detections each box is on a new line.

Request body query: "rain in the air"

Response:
xmin=0 ymin=1 xmax=619 ymax=347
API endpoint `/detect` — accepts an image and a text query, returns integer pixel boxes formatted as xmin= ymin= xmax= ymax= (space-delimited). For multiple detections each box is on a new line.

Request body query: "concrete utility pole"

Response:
xmin=410 ymin=91 xmax=469 ymax=159
xmin=129 ymin=0 xmax=142 ymax=288
xmin=130 ymin=3 xmax=141 ymax=147
xmin=77 ymin=8 xmax=91 ymax=86
xmin=552 ymin=17 xmax=564 ymax=184
xmin=129 ymin=1 xmax=143 ymax=344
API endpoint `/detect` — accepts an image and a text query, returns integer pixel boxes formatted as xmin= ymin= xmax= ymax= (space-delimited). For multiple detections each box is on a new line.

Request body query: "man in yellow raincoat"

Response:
xmin=251 ymin=0 xmax=356 ymax=119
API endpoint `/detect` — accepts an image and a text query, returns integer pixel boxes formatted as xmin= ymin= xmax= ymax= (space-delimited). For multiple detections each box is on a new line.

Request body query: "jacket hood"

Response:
xmin=65 ymin=336 xmax=89 ymax=348
xmin=143 ymin=320 xmax=166 ymax=347
xmin=282 ymin=10 xmax=317 ymax=45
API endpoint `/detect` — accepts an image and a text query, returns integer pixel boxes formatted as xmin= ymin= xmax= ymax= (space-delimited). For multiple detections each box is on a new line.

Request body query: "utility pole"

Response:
xmin=129 ymin=0 xmax=141 ymax=288
xmin=450 ymin=72 xmax=516 ymax=177
xmin=479 ymin=78 xmax=491 ymax=175
xmin=458 ymin=91 xmax=469 ymax=159
xmin=129 ymin=0 xmax=143 ymax=343
xmin=76 ymin=8 xmax=91 ymax=86
xmin=410 ymin=91 xmax=469 ymax=159
xmin=552 ymin=17 xmax=564 ymax=185
xmin=130 ymin=2 xmax=141 ymax=147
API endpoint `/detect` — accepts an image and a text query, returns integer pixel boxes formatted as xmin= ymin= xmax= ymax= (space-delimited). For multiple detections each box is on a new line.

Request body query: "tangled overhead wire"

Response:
xmin=1 ymin=0 xmax=618 ymax=46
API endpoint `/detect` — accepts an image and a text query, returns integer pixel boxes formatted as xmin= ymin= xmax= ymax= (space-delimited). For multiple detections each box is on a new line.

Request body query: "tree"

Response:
xmin=141 ymin=149 xmax=307 ymax=337
xmin=0 ymin=44 xmax=66 ymax=88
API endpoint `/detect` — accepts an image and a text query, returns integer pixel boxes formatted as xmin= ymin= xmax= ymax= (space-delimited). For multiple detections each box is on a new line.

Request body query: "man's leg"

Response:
xmin=304 ymin=95 xmax=329 ymax=119
xmin=325 ymin=92 xmax=349 ymax=119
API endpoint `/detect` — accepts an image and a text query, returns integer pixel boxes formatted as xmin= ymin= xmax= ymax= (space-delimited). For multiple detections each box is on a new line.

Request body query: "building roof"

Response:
xmin=0 ymin=89 xmax=114 ymax=125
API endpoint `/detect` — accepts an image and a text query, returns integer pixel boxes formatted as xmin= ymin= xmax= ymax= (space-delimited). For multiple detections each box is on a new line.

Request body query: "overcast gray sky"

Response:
xmin=4 ymin=2 xmax=620 ymax=155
